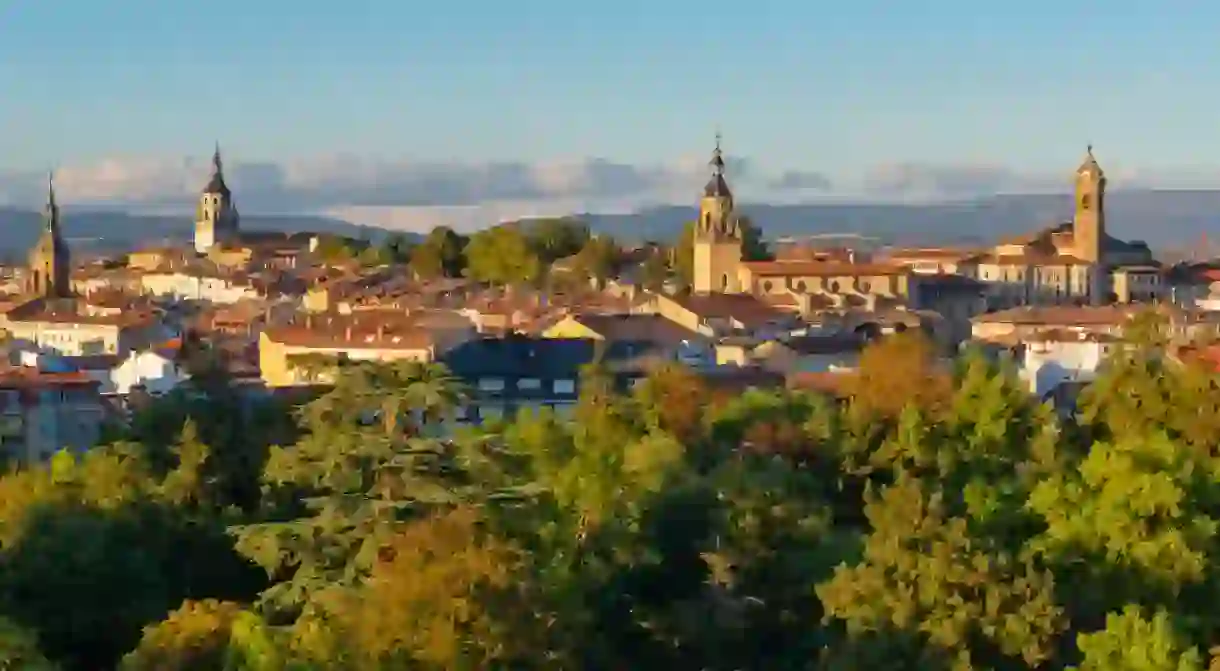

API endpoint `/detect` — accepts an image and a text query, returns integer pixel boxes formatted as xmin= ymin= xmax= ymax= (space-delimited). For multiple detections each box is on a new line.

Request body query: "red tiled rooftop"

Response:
xmin=741 ymin=260 xmax=908 ymax=277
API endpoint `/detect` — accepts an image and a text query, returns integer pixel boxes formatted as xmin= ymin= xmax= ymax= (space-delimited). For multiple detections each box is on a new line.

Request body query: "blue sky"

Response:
xmin=1 ymin=0 xmax=1218 ymax=220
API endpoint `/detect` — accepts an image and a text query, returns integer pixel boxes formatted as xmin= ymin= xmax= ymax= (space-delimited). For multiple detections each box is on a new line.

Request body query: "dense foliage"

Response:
xmin=4 ymin=331 xmax=1220 ymax=669
xmin=315 ymin=219 xmax=641 ymax=288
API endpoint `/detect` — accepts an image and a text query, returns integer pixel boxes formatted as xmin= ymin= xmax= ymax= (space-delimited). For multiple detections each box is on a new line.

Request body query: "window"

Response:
xmin=796 ymin=280 xmax=807 ymax=293
xmin=553 ymin=379 xmax=576 ymax=395
xmin=477 ymin=378 xmax=505 ymax=392
xmin=517 ymin=378 xmax=542 ymax=391
xmin=720 ymin=274 xmax=729 ymax=290
xmin=830 ymin=281 xmax=841 ymax=292
xmin=762 ymin=280 xmax=773 ymax=292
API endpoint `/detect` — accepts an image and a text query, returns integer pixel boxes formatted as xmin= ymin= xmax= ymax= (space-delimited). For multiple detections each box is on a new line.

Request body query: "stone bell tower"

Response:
xmin=692 ymin=133 xmax=744 ymax=294
xmin=194 ymin=142 xmax=240 ymax=254
xmin=26 ymin=173 xmax=71 ymax=299
xmin=1073 ymin=144 xmax=1106 ymax=265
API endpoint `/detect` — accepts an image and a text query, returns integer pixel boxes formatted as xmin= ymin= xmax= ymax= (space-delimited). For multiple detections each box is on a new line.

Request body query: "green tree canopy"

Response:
xmin=463 ymin=224 xmax=542 ymax=286
xmin=409 ymin=226 xmax=468 ymax=279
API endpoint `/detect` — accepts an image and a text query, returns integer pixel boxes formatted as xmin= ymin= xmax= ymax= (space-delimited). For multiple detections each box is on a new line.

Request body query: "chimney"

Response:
xmin=848 ymin=249 xmax=857 ymax=265
xmin=345 ymin=324 xmax=353 ymax=341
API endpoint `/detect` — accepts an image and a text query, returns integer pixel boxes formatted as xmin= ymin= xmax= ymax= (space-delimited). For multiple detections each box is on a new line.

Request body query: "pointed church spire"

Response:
xmin=212 ymin=141 xmax=223 ymax=175
xmin=203 ymin=142 xmax=231 ymax=195
xmin=710 ymin=128 xmax=726 ymax=176
xmin=44 ymin=172 xmax=59 ymax=232
xmin=704 ymin=129 xmax=731 ymax=198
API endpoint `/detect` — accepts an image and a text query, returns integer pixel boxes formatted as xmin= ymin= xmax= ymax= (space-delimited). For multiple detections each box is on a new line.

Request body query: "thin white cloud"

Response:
xmin=3 ymin=152 xmax=1219 ymax=232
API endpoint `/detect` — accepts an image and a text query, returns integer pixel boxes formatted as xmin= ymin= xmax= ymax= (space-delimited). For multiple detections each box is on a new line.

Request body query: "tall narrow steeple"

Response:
xmin=1073 ymin=143 xmax=1107 ymax=268
xmin=44 ymin=172 xmax=60 ymax=230
xmin=204 ymin=141 xmax=231 ymax=196
xmin=26 ymin=171 xmax=71 ymax=298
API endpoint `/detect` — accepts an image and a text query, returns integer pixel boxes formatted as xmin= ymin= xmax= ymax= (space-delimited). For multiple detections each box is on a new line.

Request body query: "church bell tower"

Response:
xmin=1073 ymin=145 xmax=1106 ymax=265
xmin=26 ymin=173 xmax=71 ymax=299
xmin=692 ymin=133 xmax=744 ymax=294
xmin=194 ymin=143 xmax=240 ymax=254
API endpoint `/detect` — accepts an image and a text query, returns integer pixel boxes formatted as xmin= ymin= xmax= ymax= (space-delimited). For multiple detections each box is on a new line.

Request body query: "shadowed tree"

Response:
xmin=409 ymin=226 xmax=467 ymax=279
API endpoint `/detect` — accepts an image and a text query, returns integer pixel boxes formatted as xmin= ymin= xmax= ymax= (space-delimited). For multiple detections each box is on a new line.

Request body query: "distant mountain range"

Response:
xmin=2 ymin=189 xmax=1218 ymax=260
xmin=580 ymin=190 xmax=1220 ymax=253
xmin=0 ymin=208 xmax=390 ymax=260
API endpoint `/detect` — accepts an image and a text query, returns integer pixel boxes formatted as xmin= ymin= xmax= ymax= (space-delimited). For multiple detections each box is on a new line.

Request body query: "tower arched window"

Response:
xmin=721 ymin=274 xmax=729 ymax=290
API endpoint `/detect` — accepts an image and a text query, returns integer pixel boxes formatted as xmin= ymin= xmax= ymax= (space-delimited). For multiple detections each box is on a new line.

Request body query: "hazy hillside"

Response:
xmin=1 ymin=189 xmax=1217 ymax=260
xmin=0 ymin=208 xmax=397 ymax=258
xmin=583 ymin=190 xmax=1220 ymax=251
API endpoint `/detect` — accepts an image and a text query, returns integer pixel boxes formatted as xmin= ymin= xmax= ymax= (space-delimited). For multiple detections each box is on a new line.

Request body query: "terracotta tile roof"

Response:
xmin=974 ymin=305 xmax=1133 ymax=326
xmin=80 ymin=289 xmax=152 ymax=310
xmin=667 ymin=293 xmax=792 ymax=328
xmin=976 ymin=252 xmax=1092 ymax=265
xmin=1026 ymin=329 xmax=1122 ymax=343
xmin=884 ymin=247 xmax=981 ymax=261
xmin=741 ymin=260 xmax=908 ymax=277
xmin=6 ymin=298 xmax=157 ymax=328
xmin=264 ymin=313 xmax=441 ymax=351
xmin=566 ymin=314 xmax=699 ymax=345
xmin=773 ymin=246 xmax=857 ymax=263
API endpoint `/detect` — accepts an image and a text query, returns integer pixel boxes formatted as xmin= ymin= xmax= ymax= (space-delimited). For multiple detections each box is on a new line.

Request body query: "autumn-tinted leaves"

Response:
xmin=3 ymin=332 xmax=1220 ymax=668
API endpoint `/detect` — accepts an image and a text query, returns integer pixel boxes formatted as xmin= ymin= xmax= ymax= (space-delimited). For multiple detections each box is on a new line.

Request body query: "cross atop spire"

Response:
xmin=709 ymin=128 xmax=726 ymax=176
xmin=702 ymin=130 xmax=732 ymax=200
xmin=212 ymin=141 xmax=223 ymax=176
